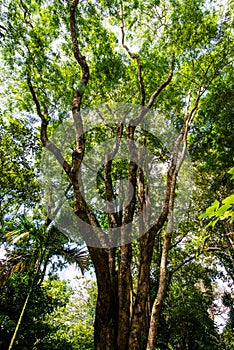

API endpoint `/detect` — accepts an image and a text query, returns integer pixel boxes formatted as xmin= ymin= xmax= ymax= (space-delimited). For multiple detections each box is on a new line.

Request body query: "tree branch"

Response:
xmin=147 ymin=52 xmax=175 ymax=109
xmin=26 ymin=73 xmax=71 ymax=177
xmin=170 ymin=254 xmax=197 ymax=277
xmin=69 ymin=0 xmax=90 ymax=179
xmin=69 ymin=0 xmax=89 ymax=89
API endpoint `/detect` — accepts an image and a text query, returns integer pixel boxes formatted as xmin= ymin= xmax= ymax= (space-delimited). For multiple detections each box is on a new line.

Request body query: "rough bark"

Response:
xmin=117 ymin=243 xmax=132 ymax=350
xmin=88 ymin=246 xmax=118 ymax=350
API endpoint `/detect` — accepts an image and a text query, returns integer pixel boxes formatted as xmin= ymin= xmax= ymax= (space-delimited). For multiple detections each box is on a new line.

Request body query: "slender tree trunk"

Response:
xmin=8 ymin=259 xmax=42 ymax=350
xmin=8 ymin=285 xmax=33 ymax=350
xmin=147 ymin=195 xmax=175 ymax=349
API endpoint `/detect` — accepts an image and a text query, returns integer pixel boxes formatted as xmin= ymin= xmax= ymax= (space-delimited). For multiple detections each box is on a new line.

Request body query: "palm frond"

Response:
xmin=55 ymin=246 xmax=89 ymax=275
xmin=6 ymin=231 xmax=30 ymax=244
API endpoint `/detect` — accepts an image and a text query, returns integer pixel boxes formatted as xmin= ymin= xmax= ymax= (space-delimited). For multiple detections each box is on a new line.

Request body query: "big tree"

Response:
xmin=0 ymin=0 xmax=233 ymax=349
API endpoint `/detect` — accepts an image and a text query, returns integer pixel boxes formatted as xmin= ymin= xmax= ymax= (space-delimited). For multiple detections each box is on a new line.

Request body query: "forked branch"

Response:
xmin=27 ymin=73 xmax=71 ymax=177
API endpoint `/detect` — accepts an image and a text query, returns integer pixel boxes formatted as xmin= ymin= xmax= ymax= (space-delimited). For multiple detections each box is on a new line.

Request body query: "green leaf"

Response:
xmin=228 ymin=167 xmax=234 ymax=180
xmin=199 ymin=199 xmax=220 ymax=219
xmin=222 ymin=193 xmax=234 ymax=205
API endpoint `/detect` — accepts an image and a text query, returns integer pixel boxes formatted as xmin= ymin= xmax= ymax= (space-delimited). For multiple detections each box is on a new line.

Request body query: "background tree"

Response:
xmin=42 ymin=278 xmax=97 ymax=350
xmin=0 ymin=115 xmax=39 ymax=224
xmin=0 ymin=214 xmax=89 ymax=349
xmin=0 ymin=273 xmax=72 ymax=350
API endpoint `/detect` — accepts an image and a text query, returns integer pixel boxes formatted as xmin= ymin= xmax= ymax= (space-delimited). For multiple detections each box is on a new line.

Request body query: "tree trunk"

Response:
xmin=128 ymin=235 xmax=152 ymax=349
xmin=89 ymin=247 xmax=118 ymax=350
xmin=8 ymin=259 xmax=42 ymax=350
xmin=117 ymin=243 xmax=132 ymax=350
xmin=147 ymin=205 xmax=175 ymax=349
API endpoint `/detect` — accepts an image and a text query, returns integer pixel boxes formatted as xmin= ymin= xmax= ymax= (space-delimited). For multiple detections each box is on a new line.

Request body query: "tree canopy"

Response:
xmin=0 ymin=0 xmax=233 ymax=349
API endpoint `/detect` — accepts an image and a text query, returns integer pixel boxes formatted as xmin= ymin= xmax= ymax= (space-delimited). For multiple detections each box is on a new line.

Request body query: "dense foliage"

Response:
xmin=0 ymin=0 xmax=233 ymax=349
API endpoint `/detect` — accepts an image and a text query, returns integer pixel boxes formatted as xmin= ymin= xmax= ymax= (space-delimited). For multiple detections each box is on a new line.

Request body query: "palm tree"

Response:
xmin=0 ymin=214 xmax=89 ymax=350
